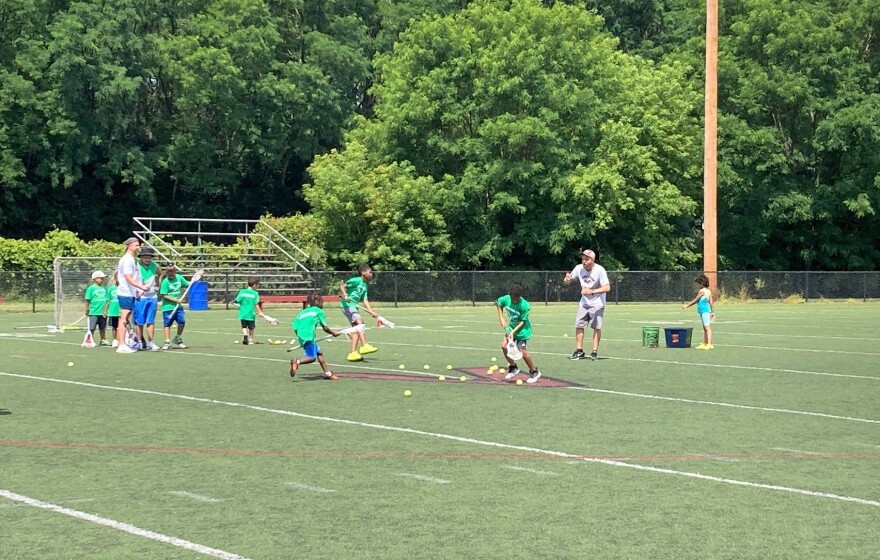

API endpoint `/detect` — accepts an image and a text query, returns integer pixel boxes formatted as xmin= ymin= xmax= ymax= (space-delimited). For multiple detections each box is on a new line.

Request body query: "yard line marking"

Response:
xmin=0 ymin=489 xmax=251 ymax=559
xmin=772 ymin=448 xmax=823 ymax=455
xmin=284 ymin=481 xmax=335 ymax=493
xmin=566 ymin=386 xmax=880 ymax=424
xmin=852 ymin=443 xmax=880 ymax=449
xmin=169 ymin=491 xmax=222 ymax=503
xmin=0 ymin=497 xmax=94 ymax=509
xmin=397 ymin=473 xmax=452 ymax=484
xmin=503 ymin=465 xmax=557 ymax=476
xmin=1 ymin=373 xmax=878 ymax=508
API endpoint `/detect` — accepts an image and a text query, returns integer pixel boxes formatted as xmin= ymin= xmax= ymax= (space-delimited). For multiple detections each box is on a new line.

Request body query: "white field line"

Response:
xmin=169 ymin=491 xmax=222 ymax=503
xmin=685 ymin=453 xmax=740 ymax=463
xmin=0 ymin=489 xmax=251 ymax=560
xmin=565 ymin=386 xmax=880 ymax=425
xmin=0 ymin=497 xmax=94 ymax=509
xmin=1 ymin=372 xmax=878 ymax=508
xmin=397 ymin=473 xmax=452 ymax=484
xmin=284 ymin=481 xmax=335 ymax=493
xmin=503 ymin=465 xmax=558 ymax=476
xmin=772 ymin=448 xmax=823 ymax=455
xmin=851 ymin=443 xmax=880 ymax=449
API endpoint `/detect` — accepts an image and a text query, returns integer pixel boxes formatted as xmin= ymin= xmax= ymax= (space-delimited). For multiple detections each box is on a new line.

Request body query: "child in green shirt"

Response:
xmin=496 ymin=283 xmax=541 ymax=383
xmin=339 ymin=264 xmax=379 ymax=361
xmin=289 ymin=294 xmax=341 ymax=380
xmin=160 ymin=263 xmax=190 ymax=349
xmin=234 ymin=276 xmax=268 ymax=345
xmin=84 ymin=270 xmax=109 ymax=346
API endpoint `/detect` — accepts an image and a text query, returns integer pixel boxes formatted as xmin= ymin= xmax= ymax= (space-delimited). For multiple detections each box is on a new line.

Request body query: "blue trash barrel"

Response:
xmin=188 ymin=281 xmax=209 ymax=311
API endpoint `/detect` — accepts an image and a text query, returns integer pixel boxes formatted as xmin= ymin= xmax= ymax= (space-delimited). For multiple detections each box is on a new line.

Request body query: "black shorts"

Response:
xmin=108 ymin=316 xmax=119 ymax=329
xmin=241 ymin=319 xmax=256 ymax=330
xmin=88 ymin=315 xmax=107 ymax=331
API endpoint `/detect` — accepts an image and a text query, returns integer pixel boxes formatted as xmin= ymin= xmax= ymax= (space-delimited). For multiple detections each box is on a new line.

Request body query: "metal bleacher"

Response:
xmin=132 ymin=217 xmax=317 ymax=303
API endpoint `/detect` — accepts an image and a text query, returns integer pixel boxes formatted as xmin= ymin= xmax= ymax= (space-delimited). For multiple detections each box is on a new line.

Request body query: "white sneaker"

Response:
xmin=111 ymin=339 xmax=119 ymax=348
xmin=503 ymin=366 xmax=520 ymax=380
xmin=147 ymin=341 xmax=160 ymax=351
xmin=116 ymin=344 xmax=136 ymax=354
xmin=526 ymin=371 xmax=542 ymax=384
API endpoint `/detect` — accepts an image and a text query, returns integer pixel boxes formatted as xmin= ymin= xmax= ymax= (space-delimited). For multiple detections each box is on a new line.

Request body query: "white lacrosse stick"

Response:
xmin=81 ymin=330 xmax=96 ymax=348
xmin=505 ymin=337 xmax=523 ymax=360
xmin=287 ymin=324 xmax=365 ymax=352
xmin=263 ymin=314 xmax=279 ymax=325
xmin=169 ymin=268 xmax=205 ymax=317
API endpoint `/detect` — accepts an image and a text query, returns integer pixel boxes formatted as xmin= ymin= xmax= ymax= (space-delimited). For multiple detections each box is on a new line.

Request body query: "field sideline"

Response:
xmin=2 ymin=302 xmax=879 ymax=559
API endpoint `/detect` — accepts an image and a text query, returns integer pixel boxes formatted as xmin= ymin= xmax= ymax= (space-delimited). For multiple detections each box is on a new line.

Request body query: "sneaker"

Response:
xmin=99 ymin=340 xmax=111 ymax=347
xmin=116 ymin=344 xmax=136 ymax=354
xmin=242 ymin=336 xmax=249 ymax=345
xmin=590 ymin=351 xmax=598 ymax=361
xmin=359 ymin=343 xmax=378 ymax=354
xmin=162 ymin=341 xmax=172 ymax=350
xmin=147 ymin=341 xmax=160 ymax=351
xmin=697 ymin=344 xmax=714 ymax=350
xmin=569 ymin=349 xmax=586 ymax=360
xmin=111 ymin=339 xmax=119 ymax=348
xmin=176 ymin=341 xmax=187 ymax=349
xmin=290 ymin=360 xmax=299 ymax=377
xmin=347 ymin=351 xmax=363 ymax=362
xmin=504 ymin=365 xmax=520 ymax=380
xmin=526 ymin=370 xmax=542 ymax=384
xmin=695 ymin=343 xmax=707 ymax=349
xmin=324 ymin=372 xmax=339 ymax=380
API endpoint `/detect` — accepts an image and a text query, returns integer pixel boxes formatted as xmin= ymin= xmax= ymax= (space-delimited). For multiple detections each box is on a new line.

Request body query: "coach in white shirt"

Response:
xmin=115 ymin=237 xmax=153 ymax=353
xmin=563 ymin=249 xmax=611 ymax=361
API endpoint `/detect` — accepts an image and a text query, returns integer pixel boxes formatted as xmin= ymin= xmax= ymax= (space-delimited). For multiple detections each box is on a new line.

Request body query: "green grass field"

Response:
xmin=2 ymin=302 xmax=879 ymax=559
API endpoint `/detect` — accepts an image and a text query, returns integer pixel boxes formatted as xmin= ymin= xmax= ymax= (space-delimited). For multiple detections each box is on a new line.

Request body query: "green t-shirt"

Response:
xmin=235 ymin=287 xmax=260 ymax=320
xmin=160 ymin=275 xmax=190 ymax=312
xmin=496 ymin=294 xmax=533 ymax=341
xmin=84 ymin=284 xmax=108 ymax=316
xmin=292 ymin=306 xmax=328 ymax=345
xmin=138 ymin=261 xmax=159 ymax=298
xmin=340 ymin=276 xmax=368 ymax=308
xmin=106 ymin=285 xmax=120 ymax=317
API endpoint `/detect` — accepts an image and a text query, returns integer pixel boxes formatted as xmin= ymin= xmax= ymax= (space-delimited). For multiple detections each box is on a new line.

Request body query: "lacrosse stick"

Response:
xmin=17 ymin=314 xmax=89 ymax=333
xmin=263 ymin=314 xmax=279 ymax=325
xmin=356 ymin=305 xmax=422 ymax=329
xmin=287 ymin=324 xmax=365 ymax=352
xmin=505 ymin=337 xmax=523 ymax=360
xmin=168 ymin=268 xmax=205 ymax=317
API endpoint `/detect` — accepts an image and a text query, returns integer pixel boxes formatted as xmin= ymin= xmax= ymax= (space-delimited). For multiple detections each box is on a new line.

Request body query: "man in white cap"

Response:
xmin=563 ymin=249 xmax=611 ymax=361
xmin=115 ymin=237 xmax=153 ymax=353
xmin=84 ymin=270 xmax=109 ymax=346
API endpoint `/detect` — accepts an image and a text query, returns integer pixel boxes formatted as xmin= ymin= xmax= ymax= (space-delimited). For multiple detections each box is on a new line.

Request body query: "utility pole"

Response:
xmin=704 ymin=0 xmax=719 ymax=290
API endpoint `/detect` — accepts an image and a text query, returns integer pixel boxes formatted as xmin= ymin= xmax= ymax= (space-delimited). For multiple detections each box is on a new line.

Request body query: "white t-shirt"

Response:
xmin=570 ymin=263 xmax=609 ymax=308
xmin=116 ymin=253 xmax=139 ymax=298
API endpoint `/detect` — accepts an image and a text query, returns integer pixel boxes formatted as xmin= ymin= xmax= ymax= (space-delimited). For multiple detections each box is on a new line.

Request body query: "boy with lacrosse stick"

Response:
xmin=339 ymin=264 xmax=379 ymax=361
xmin=83 ymin=270 xmax=109 ymax=347
xmin=234 ymin=276 xmax=272 ymax=345
xmin=133 ymin=246 xmax=162 ymax=351
xmin=289 ymin=293 xmax=342 ymax=380
xmin=159 ymin=264 xmax=189 ymax=349
xmin=496 ymin=284 xmax=542 ymax=384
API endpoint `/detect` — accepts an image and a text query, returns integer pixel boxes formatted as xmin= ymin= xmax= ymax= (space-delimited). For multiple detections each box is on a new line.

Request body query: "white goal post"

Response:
xmin=53 ymin=257 xmax=121 ymax=329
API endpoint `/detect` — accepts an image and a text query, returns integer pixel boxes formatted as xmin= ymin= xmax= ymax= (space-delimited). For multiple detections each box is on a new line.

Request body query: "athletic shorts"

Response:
xmin=117 ymin=296 xmax=136 ymax=311
xmin=575 ymin=304 xmax=605 ymax=330
xmin=240 ymin=319 xmax=256 ymax=330
xmin=342 ymin=307 xmax=362 ymax=324
xmin=108 ymin=316 xmax=119 ymax=329
xmin=163 ymin=308 xmax=186 ymax=327
xmin=700 ymin=312 xmax=712 ymax=326
xmin=133 ymin=298 xmax=157 ymax=326
xmin=303 ymin=341 xmax=321 ymax=359
xmin=88 ymin=315 xmax=107 ymax=332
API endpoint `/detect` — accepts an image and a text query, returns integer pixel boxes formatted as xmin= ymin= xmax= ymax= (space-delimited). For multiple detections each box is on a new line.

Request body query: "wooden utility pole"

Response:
xmin=703 ymin=0 xmax=719 ymax=290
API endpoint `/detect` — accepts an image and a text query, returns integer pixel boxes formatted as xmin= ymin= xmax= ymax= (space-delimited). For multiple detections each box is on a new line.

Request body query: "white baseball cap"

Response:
xmin=91 ymin=270 xmax=107 ymax=280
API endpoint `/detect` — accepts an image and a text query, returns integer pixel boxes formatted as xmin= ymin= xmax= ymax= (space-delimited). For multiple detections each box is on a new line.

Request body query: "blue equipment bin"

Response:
xmin=188 ymin=281 xmax=209 ymax=311
xmin=664 ymin=327 xmax=692 ymax=348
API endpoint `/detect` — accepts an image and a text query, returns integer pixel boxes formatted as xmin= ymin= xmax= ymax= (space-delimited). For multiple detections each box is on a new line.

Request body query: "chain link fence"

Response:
xmin=2 ymin=270 xmax=878 ymax=312
xmin=5 ymin=270 xmax=877 ymax=312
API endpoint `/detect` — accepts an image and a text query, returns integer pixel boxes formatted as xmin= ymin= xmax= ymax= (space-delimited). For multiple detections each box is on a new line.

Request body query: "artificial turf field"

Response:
xmin=1 ymin=301 xmax=879 ymax=559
